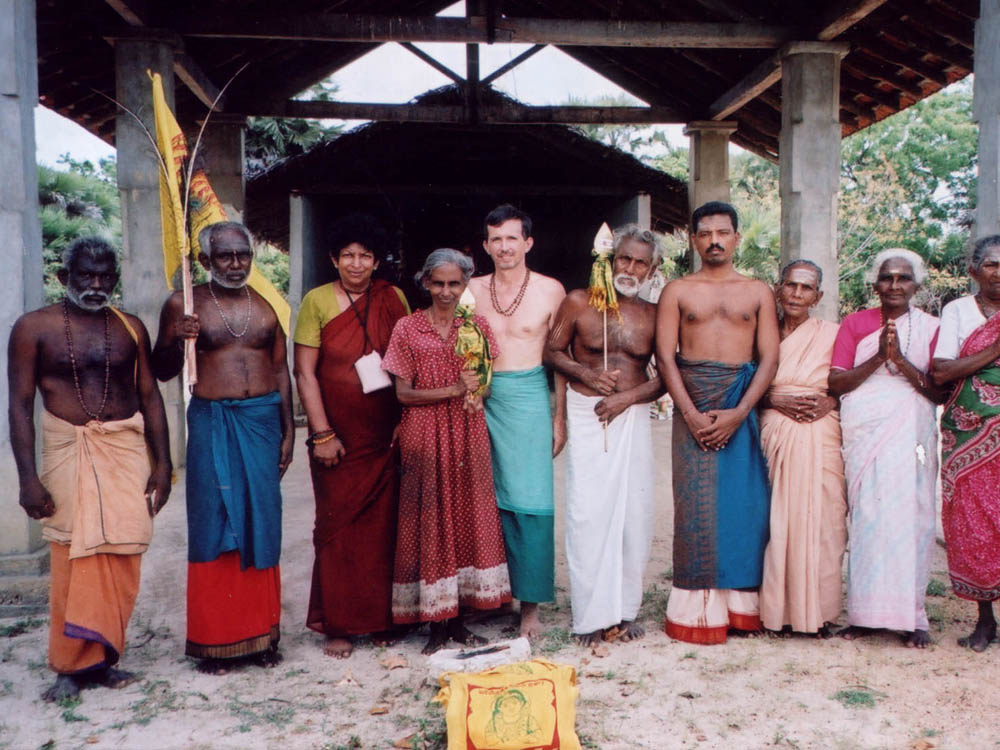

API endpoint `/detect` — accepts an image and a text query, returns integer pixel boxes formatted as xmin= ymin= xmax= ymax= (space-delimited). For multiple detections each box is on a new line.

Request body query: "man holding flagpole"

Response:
xmin=152 ymin=221 xmax=293 ymax=673
xmin=544 ymin=224 xmax=663 ymax=646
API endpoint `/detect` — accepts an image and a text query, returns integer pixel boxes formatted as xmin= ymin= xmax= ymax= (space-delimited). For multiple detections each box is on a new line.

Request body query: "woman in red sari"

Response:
xmin=382 ymin=249 xmax=512 ymax=654
xmin=293 ymin=215 xmax=410 ymax=659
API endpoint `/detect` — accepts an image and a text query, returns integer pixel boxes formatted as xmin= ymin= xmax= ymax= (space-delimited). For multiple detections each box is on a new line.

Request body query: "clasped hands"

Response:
xmin=878 ymin=319 xmax=905 ymax=366
xmin=684 ymin=407 xmax=747 ymax=452
xmin=583 ymin=368 xmax=630 ymax=425
xmin=455 ymin=368 xmax=484 ymax=412
xmin=770 ymin=392 xmax=836 ymax=424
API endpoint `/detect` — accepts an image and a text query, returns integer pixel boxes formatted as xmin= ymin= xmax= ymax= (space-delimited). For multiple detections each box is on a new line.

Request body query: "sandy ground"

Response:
xmin=2 ymin=418 xmax=1000 ymax=750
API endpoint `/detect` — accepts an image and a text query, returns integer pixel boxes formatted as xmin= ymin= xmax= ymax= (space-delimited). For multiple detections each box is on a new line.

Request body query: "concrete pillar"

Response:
xmin=974 ymin=0 xmax=1000 ymax=238
xmin=199 ymin=115 xmax=247 ymax=220
xmin=778 ymin=42 xmax=849 ymax=322
xmin=608 ymin=193 xmax=652 ymax=230
xmin=0 ymin=0 xmax=48 ymax=608
xmin=684 ymin=121 xmax=736 ymax=270
xmin=114 ymin=36 xmax=187 ymax=467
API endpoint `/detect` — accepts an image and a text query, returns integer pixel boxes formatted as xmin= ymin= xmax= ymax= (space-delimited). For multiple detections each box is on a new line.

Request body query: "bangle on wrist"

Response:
xmin=306 ymin=429 xmax=336 ymax=447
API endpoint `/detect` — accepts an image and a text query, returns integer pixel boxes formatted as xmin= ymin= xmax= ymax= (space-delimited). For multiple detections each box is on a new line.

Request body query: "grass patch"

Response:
xmin=926 ymin=578 xmax=948 ymax=597
xmin=831 ymin=688 xmax=877 ymax=709
xmin=320 ymin=738 xmax=362 ymax=750
xmin=639 ymin=584 xmax=669 ymax=622
xmin=227 ymin=696 xmax=296 ymax=733
xmin=682 ymin=651 xmax=697 ymax=660
xmin=126 ymin=680 xmax=182 ymax=726
xmin=0 ymin=618 xmax=44 ymax=638
xmin=538 ymin=627 xmax=572 ymax=655
xmin=58 ymin=695 xmax=89 ymax=723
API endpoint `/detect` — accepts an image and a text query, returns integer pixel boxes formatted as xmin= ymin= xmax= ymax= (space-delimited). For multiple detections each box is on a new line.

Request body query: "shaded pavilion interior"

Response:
xmin=246 ymin=86 xmax=689 ymax=301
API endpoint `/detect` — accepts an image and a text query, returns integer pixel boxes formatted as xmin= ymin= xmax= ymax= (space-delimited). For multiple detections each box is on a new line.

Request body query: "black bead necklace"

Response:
xmin=62 ymin=298 xmax=111 ymax=421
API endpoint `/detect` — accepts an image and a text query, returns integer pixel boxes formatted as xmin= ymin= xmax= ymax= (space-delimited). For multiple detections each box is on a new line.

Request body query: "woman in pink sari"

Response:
xmin=829 ymin=249 xmax=944 ymax=648
xmin=759 ymin=260 xmax=846 ymax=636
xmin=931 ymin=235 xmax=1000 ymax=652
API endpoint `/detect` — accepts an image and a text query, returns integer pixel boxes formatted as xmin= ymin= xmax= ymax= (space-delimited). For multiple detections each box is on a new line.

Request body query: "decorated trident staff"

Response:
xmin=587 ymin=222 xmax=619 ymax=450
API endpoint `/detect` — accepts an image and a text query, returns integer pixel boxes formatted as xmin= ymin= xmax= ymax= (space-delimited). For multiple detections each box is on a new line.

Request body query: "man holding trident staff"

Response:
xmin=545 ymin=223 xmax=664 ymax=646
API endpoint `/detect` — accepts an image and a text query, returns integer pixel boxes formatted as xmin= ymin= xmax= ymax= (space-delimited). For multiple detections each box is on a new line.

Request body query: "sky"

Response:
xmin=34 ymin=1 xmax=686 ymax=167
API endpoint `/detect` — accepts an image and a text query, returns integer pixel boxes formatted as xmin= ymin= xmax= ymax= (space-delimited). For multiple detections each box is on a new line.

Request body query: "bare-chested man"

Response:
xmin=152 ymin=221 xmax=293 ymax=673
xmin=9 ymin=237 xmax=172 ymax=701
xmin=657 ymin=201 xmax=778 ymax=645
xmin=545 ymin=224 xmax=664 ymax=646
xmin=468 ymin=204 xmax=566 ymax=639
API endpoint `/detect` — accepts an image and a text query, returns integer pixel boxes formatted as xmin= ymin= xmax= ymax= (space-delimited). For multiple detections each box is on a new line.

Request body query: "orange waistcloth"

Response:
xmin=48 ymin=542 xmax=142 ymax=674
xmin=40 ymin=409 xmax=152 ymax=559
xmin=186 ymin=551 xmax=281 ymax=660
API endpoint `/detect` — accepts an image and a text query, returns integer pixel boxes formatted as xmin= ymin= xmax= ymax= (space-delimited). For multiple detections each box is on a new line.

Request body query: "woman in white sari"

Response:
xmin=828 ymin=249 xmax=945 ymax=648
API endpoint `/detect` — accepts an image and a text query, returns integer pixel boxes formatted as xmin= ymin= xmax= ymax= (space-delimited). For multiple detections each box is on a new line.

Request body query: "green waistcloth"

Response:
xmin=500 ymin=509 xmax=555 ymax=603
xmin=483 ymin=366 xmax=554 ymax=515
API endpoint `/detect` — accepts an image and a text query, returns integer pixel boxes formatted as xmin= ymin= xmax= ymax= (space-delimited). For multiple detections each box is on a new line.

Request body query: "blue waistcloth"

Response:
xmin=483 ymin=366 xmax=554 ymax=516
xmin=186 ymin=391 xmax=283 ymax=570
xmin=672 ymin=358 xmax=770 ymax=589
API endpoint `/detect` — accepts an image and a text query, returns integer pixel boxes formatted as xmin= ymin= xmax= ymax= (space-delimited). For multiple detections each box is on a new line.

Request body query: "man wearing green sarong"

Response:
xmin=469 ymin=205 xmax=566 ymax=638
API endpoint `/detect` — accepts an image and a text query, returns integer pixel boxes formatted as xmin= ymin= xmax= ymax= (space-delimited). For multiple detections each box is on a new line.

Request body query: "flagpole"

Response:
xmin=181 ymin=253 xmax=198 ymax=389
xmin=603 ymin=307 xmax=608 ymax=452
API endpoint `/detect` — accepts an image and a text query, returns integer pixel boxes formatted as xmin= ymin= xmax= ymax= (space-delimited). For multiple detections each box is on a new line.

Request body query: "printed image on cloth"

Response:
xmin=435 ymin=660 xmax=581 ymax=750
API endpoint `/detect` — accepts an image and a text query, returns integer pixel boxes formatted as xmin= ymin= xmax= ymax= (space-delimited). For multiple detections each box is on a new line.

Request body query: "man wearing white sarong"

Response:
xmin=829 ymin=249 xmax=944 ymax=649
xmin=545 ymin=225 xmax=663 ymax=645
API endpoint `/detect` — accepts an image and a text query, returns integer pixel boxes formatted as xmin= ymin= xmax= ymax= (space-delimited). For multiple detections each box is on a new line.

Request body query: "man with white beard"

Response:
xmin=544 ymin=225 xmax=664 ymax=646
xmin=152 ymin=221 xmax=293 ymax=674
xmin=9 ymin=237 xmax=172 ymax=701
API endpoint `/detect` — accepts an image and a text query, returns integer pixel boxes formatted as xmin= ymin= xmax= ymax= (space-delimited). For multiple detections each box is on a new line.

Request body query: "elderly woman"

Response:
xmin=758 ymin=260 xmax=847 ymax=637
xmin=829 ymin=249 xmax=944 ymax=648
xmin=931 ymin=235 xmax=1000 ymax=653
xmin=293 ymin=215 xmax=410 ymax=659
xmin=382 ymin=249 xmax=511 ymax=654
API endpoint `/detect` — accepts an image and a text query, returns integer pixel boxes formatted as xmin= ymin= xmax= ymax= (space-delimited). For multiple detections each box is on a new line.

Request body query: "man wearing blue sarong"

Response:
xmin=470 ymin=205 xmax=566 ymax=638
xmin=152 ymin=222 xmax=294 ymax=672
xmin=656 ymin=202 xmax=778 ymax=644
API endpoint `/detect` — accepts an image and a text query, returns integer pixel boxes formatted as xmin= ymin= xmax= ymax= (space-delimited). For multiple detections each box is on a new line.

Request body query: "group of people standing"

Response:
xmin=12 ymin=200 xmax=1000 ymax=702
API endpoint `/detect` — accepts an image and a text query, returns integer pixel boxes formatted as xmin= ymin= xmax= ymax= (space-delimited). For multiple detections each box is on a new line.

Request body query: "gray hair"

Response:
xmin=414 ymin=248 xmax=474 ymax=286
xmin=780 ymin=259 xmax=823 ymax=288
xmin=62 ymin=236 xmax=119 ymax=272
xmin=197 ymin=221 xmax=254 ymax=257
xmin=866 ymin=248 xmax=927 ymax=285
xmin=613 ymin=223 xmax=663 ymax=267
xmin=970 ymin=235 xmax=1000 ymax=271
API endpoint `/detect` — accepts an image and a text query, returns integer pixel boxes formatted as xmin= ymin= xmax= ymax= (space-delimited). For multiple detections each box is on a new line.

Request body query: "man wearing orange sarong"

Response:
xmin=759 ymin=261 xmax=847 ymax=636
xmin=8 ymin=238 xmax=172 ymax=702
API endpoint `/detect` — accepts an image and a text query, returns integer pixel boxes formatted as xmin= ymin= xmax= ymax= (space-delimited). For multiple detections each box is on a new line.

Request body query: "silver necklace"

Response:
xmin=208 ymin=281 xmax=252 ymax=338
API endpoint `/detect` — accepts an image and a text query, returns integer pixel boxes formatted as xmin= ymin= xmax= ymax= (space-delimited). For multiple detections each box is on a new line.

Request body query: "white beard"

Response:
xmin=211 ymin=269 xmax=249 ymax=289
xmin=65 ymin=287 xmax=110 ymax=311
xmin=613 ymin=274 xmax=640 ymax=298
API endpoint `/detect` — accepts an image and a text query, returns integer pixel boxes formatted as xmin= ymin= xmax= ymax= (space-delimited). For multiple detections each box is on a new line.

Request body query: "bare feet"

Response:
xmin=519 ymin=603 xmax=543 ymax=639
xmin=839 ymin=625 xmax=876 ymax=641
xmin=422 ymin=622 xmax=450 ymax=655
xmin=370 ymin=631 xmax=400 ymax=648
xmin=574 ymin=630 xmax=603 ymax=647
xmin=42 ymin=674 xmax=80 ymax=703
xmin=196 ymin=658 xmax=230 ymax=675
xmin=905 ymin=629 xmax=931 ymax=648
xmin=766 ymin=626 xmax=792 ymax=639
xmin=254 ymin=646 xmax=283 ymax=668
xmin=96 ymin=667 xmax=138 ymax=689
xmin=324 ymin=637 xmax=354 ymax=659
xmin=958 ymin=621 xmax=996 ymax=652
xmin=447 ymin=620 xmax=487 ymax=647
xmin=618 ymin=620 xmax=645 ymax=642
xmin=817 ymin=623 xmax=836 ymax=639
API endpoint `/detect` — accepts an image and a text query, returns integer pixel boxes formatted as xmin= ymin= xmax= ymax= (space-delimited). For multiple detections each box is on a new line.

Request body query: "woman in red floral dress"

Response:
xmin=382 ymin=248 xmax=512 ymax=654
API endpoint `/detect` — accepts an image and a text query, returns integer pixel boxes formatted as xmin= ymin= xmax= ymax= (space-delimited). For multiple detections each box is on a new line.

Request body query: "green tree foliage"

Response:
xmin=39 ymin=155 xmax=121 ymax=302
xmin=246 ymin=81 xmax=342 ymax=175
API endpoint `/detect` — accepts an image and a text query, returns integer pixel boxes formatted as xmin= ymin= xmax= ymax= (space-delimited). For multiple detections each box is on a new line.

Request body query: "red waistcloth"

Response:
xmin=307 ymin=280 xmax=408 ymax=636
xmin=186 ymin=551 xmax=280 ymax=659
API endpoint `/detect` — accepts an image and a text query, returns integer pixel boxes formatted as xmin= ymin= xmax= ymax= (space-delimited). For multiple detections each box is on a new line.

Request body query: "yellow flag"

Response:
xmin=148 ymin=72 xmax=292 ymax=336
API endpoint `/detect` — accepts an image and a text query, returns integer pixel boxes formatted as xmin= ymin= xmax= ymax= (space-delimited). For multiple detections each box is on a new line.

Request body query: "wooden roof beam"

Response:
xmin=481 ymin=44 xmax=546 ymax=86
xmin=104 ymin=0 xmax=224 ymax=109
xmin=706 ymin=0 xmax=890 ymax=121
xmin=399 ymin=42 xmax=465 ymax=83
xmin=240 ymin=99 xmax=687 ymax=125
xmin=177 ymin=13 xmax=793 ymax=48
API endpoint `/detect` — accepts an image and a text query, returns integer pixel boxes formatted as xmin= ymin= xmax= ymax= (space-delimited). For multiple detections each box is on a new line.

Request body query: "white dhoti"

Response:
xmin=565 ymin=388 xmax=655 ymax=635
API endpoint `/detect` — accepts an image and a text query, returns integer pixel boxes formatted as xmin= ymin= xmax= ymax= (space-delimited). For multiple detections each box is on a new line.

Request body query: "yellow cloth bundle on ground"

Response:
xmin=434 ymin=659 xmax=581 ymax=750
